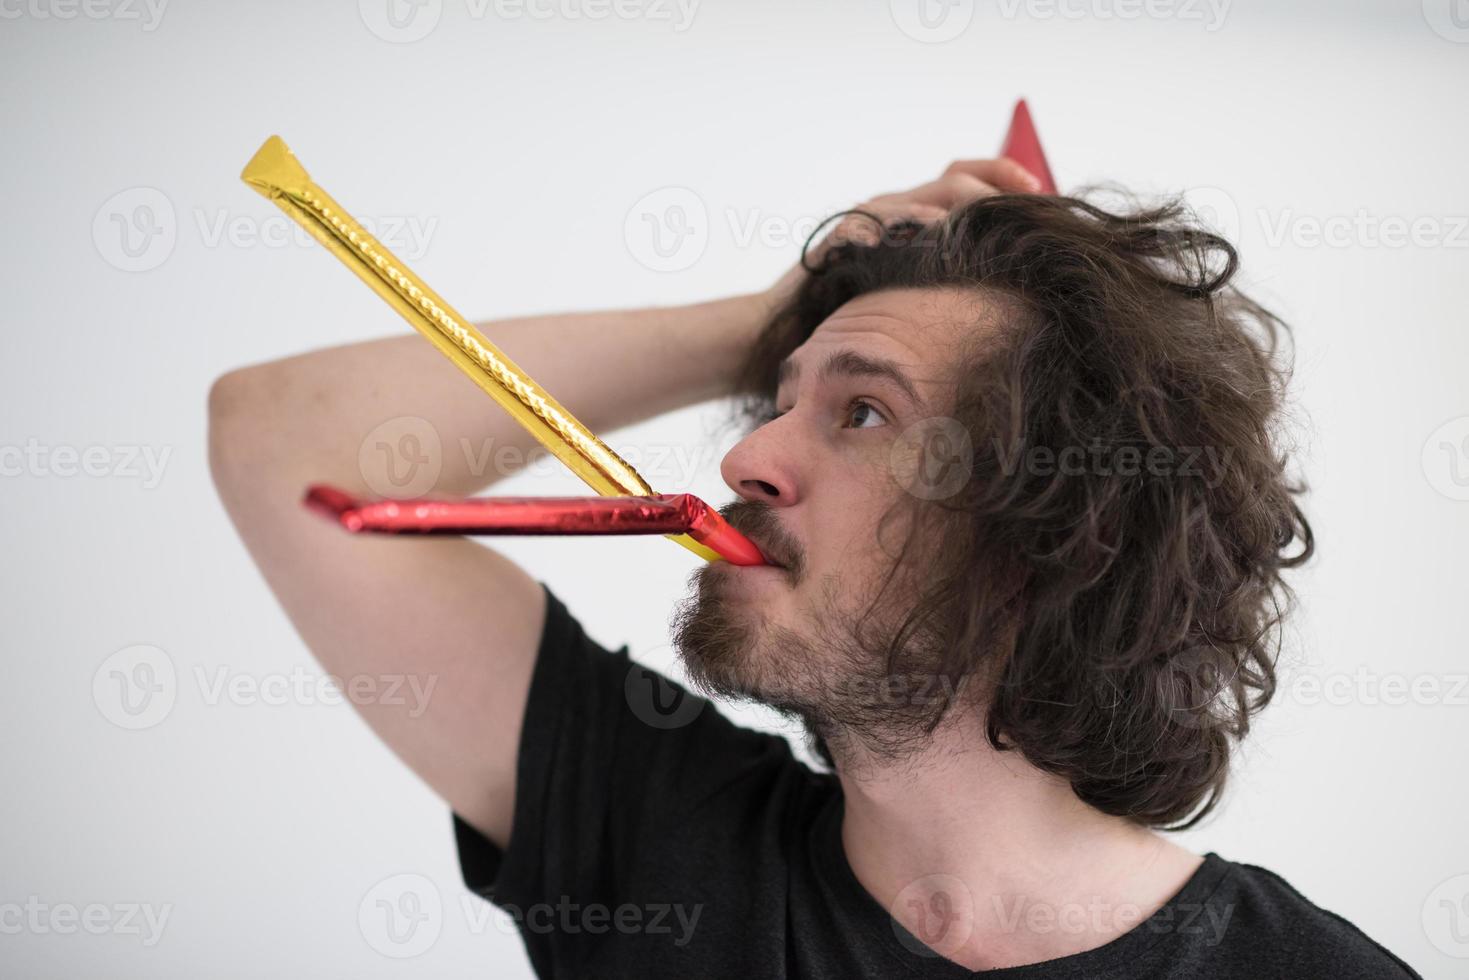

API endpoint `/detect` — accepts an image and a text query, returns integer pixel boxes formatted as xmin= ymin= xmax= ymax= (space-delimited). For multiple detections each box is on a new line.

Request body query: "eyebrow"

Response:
xmin=776 ymin=348 xmax=923 ymax=411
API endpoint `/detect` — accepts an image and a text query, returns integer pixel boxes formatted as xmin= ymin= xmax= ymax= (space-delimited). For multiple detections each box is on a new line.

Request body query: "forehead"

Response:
xmin=782 ymin=287 xmax=993 ymax=390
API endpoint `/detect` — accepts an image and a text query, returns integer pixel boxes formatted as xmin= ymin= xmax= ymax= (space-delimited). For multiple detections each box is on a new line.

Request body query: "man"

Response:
xmin=209 ymin=157 xmax=1419 ymax=977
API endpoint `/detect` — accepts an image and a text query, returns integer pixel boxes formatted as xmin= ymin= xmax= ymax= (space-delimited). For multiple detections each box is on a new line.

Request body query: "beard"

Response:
xmin=669 ymin=500 xmax=961 ymax=766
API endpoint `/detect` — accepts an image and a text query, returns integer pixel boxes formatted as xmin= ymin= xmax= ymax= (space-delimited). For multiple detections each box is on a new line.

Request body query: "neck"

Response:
xmin=831 ymin=709 xmax=1203 ymax=971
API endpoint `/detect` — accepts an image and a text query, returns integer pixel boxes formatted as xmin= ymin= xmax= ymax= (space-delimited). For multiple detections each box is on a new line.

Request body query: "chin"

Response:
xmin=671 ymin=565 xmax=807 ymax=706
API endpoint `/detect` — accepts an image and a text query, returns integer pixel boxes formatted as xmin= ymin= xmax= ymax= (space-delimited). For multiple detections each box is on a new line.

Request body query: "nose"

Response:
xmin=720 ymin=416 xmax=801 ymax=506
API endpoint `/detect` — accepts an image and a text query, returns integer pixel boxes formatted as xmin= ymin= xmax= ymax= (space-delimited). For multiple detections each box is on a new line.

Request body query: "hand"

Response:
xmin=764 ymin=157 xmax=1045 ymax=305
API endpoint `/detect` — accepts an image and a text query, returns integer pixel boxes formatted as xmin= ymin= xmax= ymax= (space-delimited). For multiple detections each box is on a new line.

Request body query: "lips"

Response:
xmin=742 ymin=533 xmax=790 ymax=571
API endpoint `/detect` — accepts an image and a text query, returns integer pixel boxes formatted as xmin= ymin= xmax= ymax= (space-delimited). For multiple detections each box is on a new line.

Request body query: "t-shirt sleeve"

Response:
xmin=452 ymin=580 xmax=803 ymax=924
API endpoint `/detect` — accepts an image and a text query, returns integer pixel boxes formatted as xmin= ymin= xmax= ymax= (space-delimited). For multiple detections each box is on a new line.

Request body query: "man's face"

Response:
xmin=673 ymin=286 xmax=991 ymax=752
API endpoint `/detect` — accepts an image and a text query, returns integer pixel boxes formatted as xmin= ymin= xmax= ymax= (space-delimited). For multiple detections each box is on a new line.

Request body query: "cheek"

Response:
xmin=810 ymin=486 xmax=907 ymax=583
xmin=835 ymin=432 xmax=903 ymax=480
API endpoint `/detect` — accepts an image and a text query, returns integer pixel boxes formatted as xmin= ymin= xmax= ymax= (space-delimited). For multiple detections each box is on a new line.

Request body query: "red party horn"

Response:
xmin=304 ymin=485 xmax=769 ymax=566
xmin=1000 ymin=98 xmax=1058 ymax=194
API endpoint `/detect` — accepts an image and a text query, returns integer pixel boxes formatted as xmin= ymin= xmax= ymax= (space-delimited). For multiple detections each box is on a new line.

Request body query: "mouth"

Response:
xmin=741 ymin=533 xmax=789 ymax=571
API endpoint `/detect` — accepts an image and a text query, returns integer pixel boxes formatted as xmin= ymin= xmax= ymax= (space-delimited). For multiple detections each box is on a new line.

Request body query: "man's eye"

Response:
xmin=761 ymin=399 xmax=887 ymax=428
xmin=845 ymin=398 xmax=888 ymax=429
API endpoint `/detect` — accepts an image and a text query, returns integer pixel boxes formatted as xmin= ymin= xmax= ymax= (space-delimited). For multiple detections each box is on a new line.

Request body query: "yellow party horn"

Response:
xmin=240 ymin=135 xmax=722 ymax=563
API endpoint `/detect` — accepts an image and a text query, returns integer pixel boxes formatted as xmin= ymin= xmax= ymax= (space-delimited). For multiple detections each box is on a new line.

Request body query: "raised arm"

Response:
xmin=207 ymin=295 xmax=769 ymax=846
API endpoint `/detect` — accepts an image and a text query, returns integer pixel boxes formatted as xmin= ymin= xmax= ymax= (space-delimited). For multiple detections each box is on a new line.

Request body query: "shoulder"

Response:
xmin=1207 ymin=855 xmax=1422 ymax=979
xmin=536 ymin=582 xmax=834 ymax=823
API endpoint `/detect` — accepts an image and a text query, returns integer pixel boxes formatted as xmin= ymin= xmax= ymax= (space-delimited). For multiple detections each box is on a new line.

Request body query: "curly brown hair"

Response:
xmin=728 ymin=193 xmax=1313 ymax=829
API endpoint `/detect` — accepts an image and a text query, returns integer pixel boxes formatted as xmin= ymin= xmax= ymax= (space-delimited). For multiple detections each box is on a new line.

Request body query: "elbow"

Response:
xmin=207 ymin=368 xmax=250 ymax=432
xmin=207 ymin=367 xmax=268 ymax=494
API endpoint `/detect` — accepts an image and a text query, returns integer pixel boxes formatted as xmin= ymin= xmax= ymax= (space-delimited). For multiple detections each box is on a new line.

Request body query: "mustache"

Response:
xmin=718 ymin=498 xmax=803 ymax=578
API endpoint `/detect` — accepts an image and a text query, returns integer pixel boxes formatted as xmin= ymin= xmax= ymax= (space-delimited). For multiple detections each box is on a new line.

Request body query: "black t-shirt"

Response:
xmin=452 ymin=583 xmax=1421 ymax=979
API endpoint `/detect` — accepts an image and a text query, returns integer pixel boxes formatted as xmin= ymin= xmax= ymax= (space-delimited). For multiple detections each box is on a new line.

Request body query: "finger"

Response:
xmin=857 ymin=201 xmax=949 ymax=225
xmin=898 ymin=172 xmax=999 ymax=209
xmin=867 ymin=186 xmax=970 ymax=209
xmin=814 ymin=203 xmax=949 ymax=257
xmin=943 ymin=157 xmax=1044 ymax=194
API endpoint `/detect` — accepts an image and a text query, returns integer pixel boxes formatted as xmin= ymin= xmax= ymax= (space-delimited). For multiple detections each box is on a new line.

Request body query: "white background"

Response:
xmin=2 ymin=0 xmax=1466 ymax=976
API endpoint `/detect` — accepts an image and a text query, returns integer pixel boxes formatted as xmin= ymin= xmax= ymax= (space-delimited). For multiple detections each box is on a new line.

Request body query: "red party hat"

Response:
xmin=1000 ymin=98 xmax=1058 ymax=194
